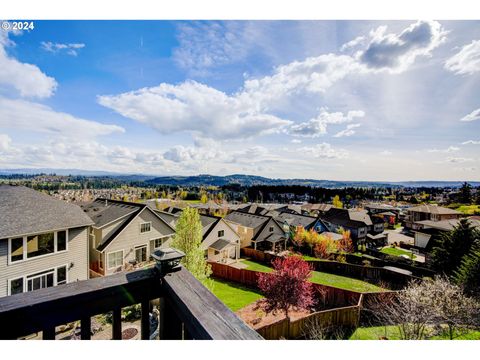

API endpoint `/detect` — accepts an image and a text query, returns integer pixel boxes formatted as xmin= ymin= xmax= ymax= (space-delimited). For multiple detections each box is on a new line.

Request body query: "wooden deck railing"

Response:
xmin=0 ymin=267 xmax=262 ymax=340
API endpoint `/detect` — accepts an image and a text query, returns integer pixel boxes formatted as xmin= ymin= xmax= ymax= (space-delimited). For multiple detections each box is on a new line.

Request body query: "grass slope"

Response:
xmin=350 ymin=326 xmax=480 ymax=340
xmin=381 ymin=246 xmax=416 ymax=260
xmin=209 ymin=277 xmax=263 ymax=312
xmin=241 ymin=259 xmax=384 ymax=293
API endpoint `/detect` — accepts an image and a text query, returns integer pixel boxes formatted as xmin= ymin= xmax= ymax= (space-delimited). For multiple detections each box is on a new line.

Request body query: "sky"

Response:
xmin=0 ymin=20 xmax=479 ymax=181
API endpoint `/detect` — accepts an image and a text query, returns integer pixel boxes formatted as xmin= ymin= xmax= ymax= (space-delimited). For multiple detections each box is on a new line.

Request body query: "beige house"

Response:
xmin=224 ymin=211 xmax=287 ymax=252
xmin=0 ymin=185 xmax=93 ymax=297
xmin=82 ymin=199 xmax=175 ymax=276
xmin=404 ymin=204 xmax=462 ymax=230
xmin=155 ymin=211 xmax=240 ymax=264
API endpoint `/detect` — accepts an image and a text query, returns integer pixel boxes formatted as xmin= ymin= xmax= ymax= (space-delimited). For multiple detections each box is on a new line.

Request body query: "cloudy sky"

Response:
xmin=0 ymin=20 xmax=479 ymax=181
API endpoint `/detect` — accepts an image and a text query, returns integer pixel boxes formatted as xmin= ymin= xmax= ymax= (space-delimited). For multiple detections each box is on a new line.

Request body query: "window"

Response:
xmin=27 ymin=232 xmax=55 ymax=258
xmin=57 ymin=230 xmax=67 ymax=252
xmin=10 ymin=278 xmax=23 ymax=295
xmin=27 ymin=269 xmax=54 ymax=292
xmin=108 ymin=250 xmax=123 ymax=269
xmin=218 ymin=230 xmax=224 ymax=237
xmin=135 ymin=246 xmax=147 ymax=263
xmin=269 ymin=226 xmax=274 ymax=232
xmin=57 ymin=266 xmax=67 ymax=285
xmin=9 ymin=230 xmax=69 ymax=263
xmin=140 ymin=222 xmax=151 ymax=233
xmin=10 ymin=237 xmax=24 ymax=262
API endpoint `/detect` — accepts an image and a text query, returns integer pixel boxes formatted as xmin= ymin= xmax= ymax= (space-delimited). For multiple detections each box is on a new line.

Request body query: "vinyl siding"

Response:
xmin=254 ymin=219 xmax=284 ymax=242
xmin=102 ymin=208 xmax=174 ymax=276
xmin=202 ymin=220 xmax=240 ymax=259
xmin=0 ymin=226 xmax=89 ymax=298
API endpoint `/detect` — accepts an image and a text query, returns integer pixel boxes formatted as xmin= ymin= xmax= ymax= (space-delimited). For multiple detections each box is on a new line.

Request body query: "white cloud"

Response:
xmin=0 ymin=133 xmax=12 ymax=152
xmin=460 ymin=108 xmax=480 ymax=122
xmin=333 ymin=123 xmax=361 ymax=138
xmin=291 ymin=139 xmax=302 ymax=144
xmin=427 ymin=146 xmax=460 ymax=153
xmin=287 ymin=109 xmax=365 ymax=138
xmin=358 ymin=20 xmax=447 ymax=73
xmin=98 ymin=80 xmax=292 ymax=139
xmin=340 ymin=36 xmax=366 ymax=52
xmin=298 ymin=143 xmax=348 ymax=159
xmin=445 ymin=157 xmax=474 ymax=163
xmin=0 ymin=97 xmax=125 ymax=139
xmin=462 ymin=140 xmax=480 ymax=145
xmin=41 ymin=41 xmax=86 ymax=56
xmin=445 ymin=40 xmax=480 ymax=75
xmin=380 ymin=150 xmax=393 ymax=155
xmin=0 ymin=32 xmax=57 ymax=98
xmin=173 ymin=21 xmax=256 ymax=75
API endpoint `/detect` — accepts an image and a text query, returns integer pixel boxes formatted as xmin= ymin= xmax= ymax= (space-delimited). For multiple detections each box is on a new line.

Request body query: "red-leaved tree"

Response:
xmin=257 ymin=256 xmax=315 ymax=320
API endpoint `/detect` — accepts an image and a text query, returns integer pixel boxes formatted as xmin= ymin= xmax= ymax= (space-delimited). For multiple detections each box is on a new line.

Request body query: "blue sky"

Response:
xmin=0 ymin=20 xmax=479 ymax=181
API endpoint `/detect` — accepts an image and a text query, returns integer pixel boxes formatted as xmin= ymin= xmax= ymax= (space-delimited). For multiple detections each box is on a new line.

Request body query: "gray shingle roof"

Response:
xmin=224 ymin=211 xmax=269 ymax=230
xmin=209 ymin=239 xmax=233 ymax=251
xmin=407 ymin=204 xmax=461 ymax=215
xmin=274 ymin=212 xmax=318 ymax=228
xmin=81 ymin=199 xmax=141 ymax=228
xmin=321 ymin=208 xmax=372 ymax=228
xmin=0 ymin=185 xmax=94 ymax=239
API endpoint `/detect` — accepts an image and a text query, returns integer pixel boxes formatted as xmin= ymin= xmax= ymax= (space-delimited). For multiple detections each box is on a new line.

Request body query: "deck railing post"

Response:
xmin=42 ymin=327 xmax=56 ymax=340
xmin=81 ymin=316 xmax=91 ymax=340
xmin=159 ymin=297 xmax=183 ymax=340
xmin=112 ymin=308 xmax=122 ymax=340
xmin=141 ymin=300 xmax=151 ymax=340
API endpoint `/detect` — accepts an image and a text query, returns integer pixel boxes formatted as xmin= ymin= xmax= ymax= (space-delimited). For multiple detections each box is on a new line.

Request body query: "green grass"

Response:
xmin=241 ymin=259 xmax=385 ymax=293
xmin=350 ymin=326 xmax=480 ymax=340
xmin=381 ymin=246 xmax=417 ymax=260
xmin=455 ymin=204 xmax=480 ymax=215
xmin=209 ymin=277 xmax=263 ymax=311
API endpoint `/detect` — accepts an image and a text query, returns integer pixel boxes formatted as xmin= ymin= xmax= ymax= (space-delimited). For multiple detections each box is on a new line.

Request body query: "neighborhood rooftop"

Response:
xmin=407 ymin=204 xmax=462 ymax=215
xmin=0 ymin=185 xmax=94 ymax=239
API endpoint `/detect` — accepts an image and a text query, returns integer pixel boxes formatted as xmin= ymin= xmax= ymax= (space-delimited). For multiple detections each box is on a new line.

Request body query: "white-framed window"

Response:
xmin=8 ymin=264 xmax=68 ymax=295
xmin=140 ymin=222 xmax=151 ymax=233
xmin=152 ymin=237 xmax=167 ymax=250
xmin=8 ymin=230 xmax=69 ymax=264
xmin=107 ymin=250 xmax=124 ymax=269
xmin=218 ymin=230 xmax=224 ymax=237
xmin=135 ymin=245 xmax=148 ymax=263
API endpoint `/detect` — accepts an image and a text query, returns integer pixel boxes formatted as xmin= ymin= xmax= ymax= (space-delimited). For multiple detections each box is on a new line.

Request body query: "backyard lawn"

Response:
xmin=350 ymin=325 xmax=480 ymax=340
xmin=241 ymin=259 xmax=385 ymax=293
xmin=381 ymin=246 xmax=416 ymax=260
xmin=455 ymin=204 xmax=480 ymax=215
xmin=209 ymin=277 xmax=263 ymax=312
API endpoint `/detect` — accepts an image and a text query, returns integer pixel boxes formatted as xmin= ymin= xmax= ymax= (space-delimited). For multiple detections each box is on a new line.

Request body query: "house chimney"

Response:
xmin=105 ymin=199 xmax=108 ymax=207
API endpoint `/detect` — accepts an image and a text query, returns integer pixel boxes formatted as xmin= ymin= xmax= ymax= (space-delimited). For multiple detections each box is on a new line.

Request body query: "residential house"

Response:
xmin=273 ymin=211 xmax=329 ymax=235
xmin=320 ymin=208 xmax=384 ymax=246
xmin=404 ymin=204 xmax=462 ymax=230
xmin=301 ymin=203 xmax=333 ymax=216
xmin=155 ymin=211 xmax=241 ymax=264
xmin=413 ymin=217 xmax=480 ymax=249
xmin=224 ymin=211 xmax=287 ymax=252
xmin=0 ymin=185 xmax=93 ymax=297
xmin=81 ymin=199 xmax=175 ymax=276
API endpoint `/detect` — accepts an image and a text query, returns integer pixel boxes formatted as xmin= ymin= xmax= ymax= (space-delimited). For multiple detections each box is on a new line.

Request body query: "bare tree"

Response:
xmin=366 ymin=277 xmax=480 ymax=340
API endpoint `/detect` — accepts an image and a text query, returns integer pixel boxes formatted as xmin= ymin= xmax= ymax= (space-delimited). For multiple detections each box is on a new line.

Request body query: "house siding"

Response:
xmin=101 ymin=208 xmax=174 ymax=276
xmin=0 ymin=226 xmax=89 ymax=298
xmin=202 ymin=220 xmax=240 ymax=259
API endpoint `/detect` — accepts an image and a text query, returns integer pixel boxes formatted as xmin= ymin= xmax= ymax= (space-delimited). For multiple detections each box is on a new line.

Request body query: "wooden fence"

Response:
xmin=210 ymin=262 xmax=362 ymax=308
xmin=209 ymin=261 xmax=396 ymax=339
xmin=241 ymin=247 xmax=421 ymax=290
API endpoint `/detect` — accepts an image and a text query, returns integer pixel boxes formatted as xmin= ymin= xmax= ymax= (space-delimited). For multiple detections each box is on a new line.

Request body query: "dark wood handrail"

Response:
xmin=0 ymin=266 xmax=262 ymax=340
xmin=161 ymin=267 xmax=263 ymax=340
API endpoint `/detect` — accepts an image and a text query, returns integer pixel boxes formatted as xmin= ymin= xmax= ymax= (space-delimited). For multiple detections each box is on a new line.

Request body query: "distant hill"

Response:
xmin=144 ymin=174 xmax=480 ymax=188
xmin=1 ymin=169 xmax=478 ymax=188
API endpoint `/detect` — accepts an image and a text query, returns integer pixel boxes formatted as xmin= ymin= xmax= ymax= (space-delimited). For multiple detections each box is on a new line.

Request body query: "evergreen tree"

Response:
xmin=171 ymin=207 xmax=212 ymax=282
xmin=431 ymin=219 xmax=480 ymax=275
xmin=458 ymin=182 xmax=472 ymax=204
xmin=454 ymin=241 xmax=480 ymax=297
